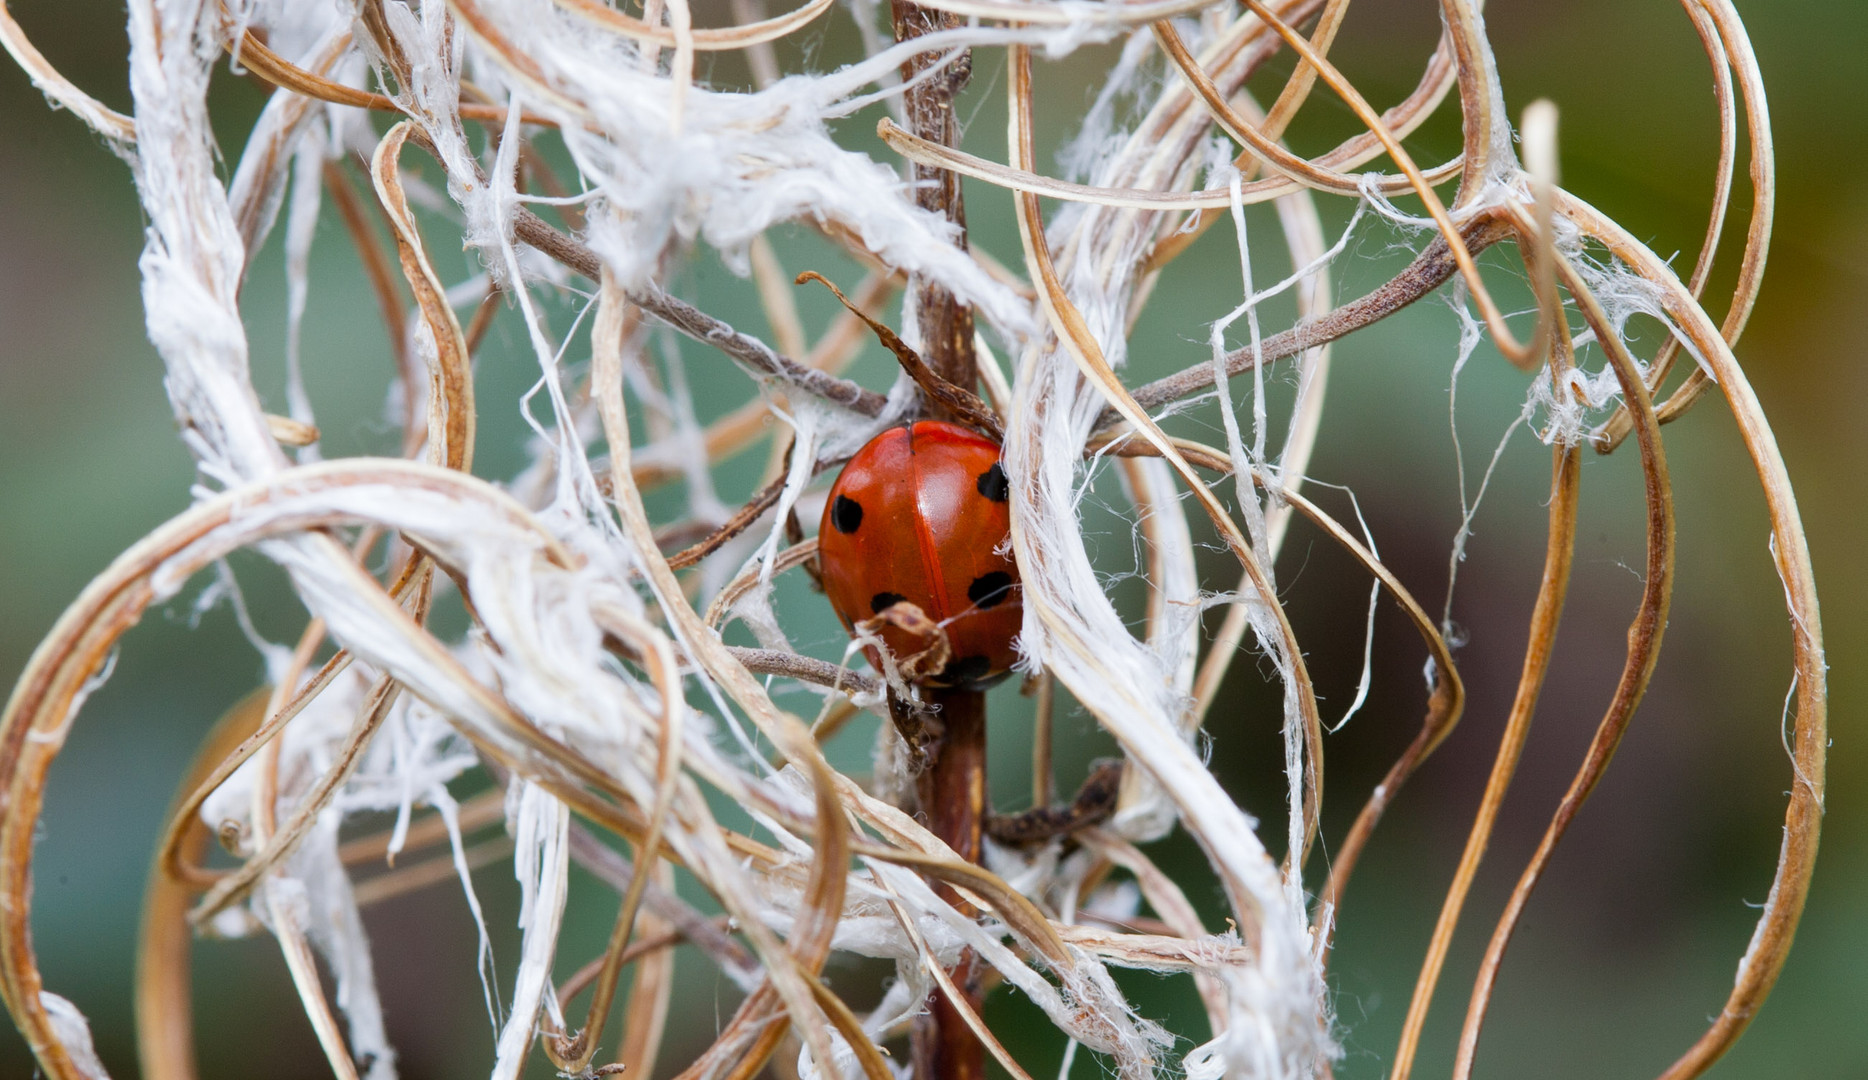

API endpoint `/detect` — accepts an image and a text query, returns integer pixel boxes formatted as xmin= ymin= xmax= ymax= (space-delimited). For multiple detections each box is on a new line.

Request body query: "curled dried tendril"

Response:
xmin=0 ymin=1 xmax=1821 ymax=1079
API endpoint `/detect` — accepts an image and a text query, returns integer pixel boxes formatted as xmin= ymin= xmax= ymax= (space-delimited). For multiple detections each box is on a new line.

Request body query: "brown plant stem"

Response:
xmin=1445 ymin=234 xmax=1678 ymax=1080
xmin=797 ymin=271 xmax=1001 ymax=438
xmin=1111 ymin=214 xmax=1509 ymax=422
xmin=321 ymin=160 xmax=408 ymax=376
xmin=886 ymin=6 xmax=987 ymax=1076
xmin=891 ymin=0 xmax=977 ymax=394
xmin=1388 ymin=445 xmax=1581 ymax=1079
xmin=725 ymin=647 xmax=881 ymax=700
xmin=509 ymin=206 xmax=888 ymax=416
xmin=911 ymin=685 xmax=987 ymax=1080
xmin=986 ymin=758 xmax=1122 ymax=845
xmin=136 ymin=690 xmax=269 ymax=1080
xmin=1555 ymin=189 xmax=1821 ymax=1080
xmin=1593 ymin=0 xmax=1773 ymax=455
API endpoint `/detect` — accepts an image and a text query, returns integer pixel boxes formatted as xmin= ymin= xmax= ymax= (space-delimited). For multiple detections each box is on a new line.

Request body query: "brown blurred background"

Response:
xmin=0 ymin=0 xmax=1862 ymax=1076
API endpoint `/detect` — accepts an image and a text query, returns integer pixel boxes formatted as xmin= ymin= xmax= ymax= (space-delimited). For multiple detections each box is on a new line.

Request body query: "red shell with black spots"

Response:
xmin=818 ymin=420 xmax=1021 ymax=688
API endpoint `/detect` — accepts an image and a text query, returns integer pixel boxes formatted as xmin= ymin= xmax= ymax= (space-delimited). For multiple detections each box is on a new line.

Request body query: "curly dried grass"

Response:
xmin=0 ymin=0 xmax=1823 ymax=1079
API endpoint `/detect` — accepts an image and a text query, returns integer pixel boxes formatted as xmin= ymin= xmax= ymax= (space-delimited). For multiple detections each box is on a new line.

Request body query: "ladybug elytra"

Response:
xmin=818 ymin=420 xmax=1022 ymax=688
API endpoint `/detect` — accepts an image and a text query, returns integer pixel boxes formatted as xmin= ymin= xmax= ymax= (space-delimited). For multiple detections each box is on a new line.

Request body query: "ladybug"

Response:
xmin=818 ymin=420 xmax=1021 ymax=688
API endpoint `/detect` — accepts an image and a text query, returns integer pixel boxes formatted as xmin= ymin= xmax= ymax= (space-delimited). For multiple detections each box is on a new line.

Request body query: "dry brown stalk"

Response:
xmin=321 ymin=160 xmax=409 ymax=377
xmin=136 ymin=691 xmax=267 ymax=1080
xmin=886 ymin=8 xmax=994 ymax=1072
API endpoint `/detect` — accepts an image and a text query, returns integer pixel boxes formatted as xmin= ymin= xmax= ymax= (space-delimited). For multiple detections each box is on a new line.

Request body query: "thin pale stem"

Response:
xmin=1445 ymin=227 xmax=1678 ymax=1080
xmin=1389 ymin=445 xmax=1580 ymax=1079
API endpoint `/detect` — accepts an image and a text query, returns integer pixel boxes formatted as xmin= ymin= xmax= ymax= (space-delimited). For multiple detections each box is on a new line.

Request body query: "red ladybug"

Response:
xmin=818 ymin=420 xmax=1021 ymax=688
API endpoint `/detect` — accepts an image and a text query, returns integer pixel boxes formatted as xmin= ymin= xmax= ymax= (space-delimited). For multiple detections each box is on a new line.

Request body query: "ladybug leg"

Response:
xmin=984 ymin=759 xmax=1126 ymax=847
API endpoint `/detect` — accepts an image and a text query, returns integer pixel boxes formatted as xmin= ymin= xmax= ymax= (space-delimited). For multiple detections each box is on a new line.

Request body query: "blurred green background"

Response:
xmin=1 ymin=0 xmax=1862 ymax=1077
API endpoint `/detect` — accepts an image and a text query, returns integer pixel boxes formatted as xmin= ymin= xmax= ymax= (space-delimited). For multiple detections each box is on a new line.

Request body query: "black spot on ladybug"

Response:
xmin=870 ymin=591 xmax=906 ymax=614
xmin=831 ymin=494 xmax=864 ymax=533
xmin=976 ymin=462 xmax=1009 ymax=502
xmin=968 ymin=571 xmax=1014 ymax=609
xmin=945 ymin=655 xmax=992 ymax=685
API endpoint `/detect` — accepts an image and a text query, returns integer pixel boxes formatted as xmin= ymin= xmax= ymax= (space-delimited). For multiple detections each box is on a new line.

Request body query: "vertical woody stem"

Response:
xmin=890 ymin=0 xmax=978 ymax=390
xmin=892 ymin=12 xmax=986 ymax=1068
xmin=890 ymin=10 xmax=984 ymax=1077
xmin=910 ymin=686 xmax=987 ymax=1080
